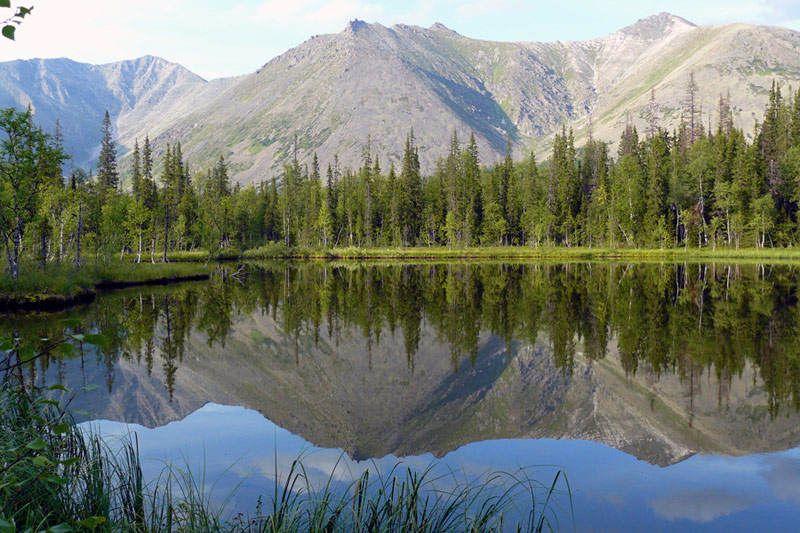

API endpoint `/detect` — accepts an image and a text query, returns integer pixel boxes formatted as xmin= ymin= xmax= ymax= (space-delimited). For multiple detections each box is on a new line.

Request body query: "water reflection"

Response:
xmin=90 ymin=403 xmax=800 ymax=532
xmin=8 ymin=261 xmax=800 ymax=465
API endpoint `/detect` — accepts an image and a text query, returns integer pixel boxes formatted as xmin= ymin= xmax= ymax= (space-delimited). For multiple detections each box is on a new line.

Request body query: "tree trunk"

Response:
xmin=40 ymin=229 xmax=47 ymax=268
xmin=3 ymin=235 xmax=9 ymax=275
xmin=11 ymin=219 xmax=22 ymax=280
xmin=59 ymin=222 xmax=64 ymax=262
xmin=74 ymin=198 xmax=83 ymax=268
xmin=163 ymin=213 xmax=170 ymax=263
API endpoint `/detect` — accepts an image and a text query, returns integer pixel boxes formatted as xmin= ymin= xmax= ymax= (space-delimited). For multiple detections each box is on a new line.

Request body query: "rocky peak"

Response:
xmin=616 ymin=12 xmax=696 ymax=42
xmin=429 ymin=22 xmax=458 ymax=35
xmin=345 ymin=19 xmax=370 ymax=34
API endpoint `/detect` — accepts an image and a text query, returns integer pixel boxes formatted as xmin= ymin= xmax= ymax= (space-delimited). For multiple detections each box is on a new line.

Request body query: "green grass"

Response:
xmin=239 ymin=244 xmax=800 ymax=263
xmin=167 ymin=249 xmax=242 ymax=262
xmin=0 ymin=265 xmax=96 ymax=299
xmin=0 ymin=260 xmax=212 ymax=308
xmin=0 ymin=380 xmax=573 ymax=532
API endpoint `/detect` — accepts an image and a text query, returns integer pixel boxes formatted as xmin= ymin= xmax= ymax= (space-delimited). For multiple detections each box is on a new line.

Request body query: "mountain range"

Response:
xmin=2 ymin=12 xmax=800 ymax=183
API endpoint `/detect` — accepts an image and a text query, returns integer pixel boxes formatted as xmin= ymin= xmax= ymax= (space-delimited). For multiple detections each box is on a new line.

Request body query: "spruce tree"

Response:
xmin=132 ymin=138 xmax=141 ymax=200
xmin=97 ymin=110 xmax=118 ymax=193
xmin=400 ymin=130 xmax=422 ymax=245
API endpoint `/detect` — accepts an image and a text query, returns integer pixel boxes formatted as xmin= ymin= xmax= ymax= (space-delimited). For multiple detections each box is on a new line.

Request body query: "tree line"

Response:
xmin=3 ymin=78 xmax=800 ymax=279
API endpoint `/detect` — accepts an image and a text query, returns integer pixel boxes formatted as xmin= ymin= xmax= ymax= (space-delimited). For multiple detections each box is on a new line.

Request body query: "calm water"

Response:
xmin=8 ymin=261 xmax=800 ymax=531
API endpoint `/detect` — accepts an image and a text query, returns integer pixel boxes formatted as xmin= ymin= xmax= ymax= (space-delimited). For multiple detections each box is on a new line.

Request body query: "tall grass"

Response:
xmin=0 ymin=384 xmax=573 ymax=532
xmin=0 ymin=260 xmax=211 ymax=303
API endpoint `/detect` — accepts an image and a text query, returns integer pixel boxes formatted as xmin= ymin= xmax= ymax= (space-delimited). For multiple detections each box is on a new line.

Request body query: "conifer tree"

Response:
xmin=97 ymin=110 xmax=118 ymax=193
xmin=400 ymin=130 xmax=422 ymax=245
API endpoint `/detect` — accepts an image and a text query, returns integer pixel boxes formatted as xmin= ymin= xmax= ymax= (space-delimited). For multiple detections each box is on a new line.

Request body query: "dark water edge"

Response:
xmin=7 ymin=261 xmax=800 ymax=530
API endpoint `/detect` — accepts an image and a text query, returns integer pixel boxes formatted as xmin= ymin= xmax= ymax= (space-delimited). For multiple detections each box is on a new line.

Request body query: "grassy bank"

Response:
xmin=0 ymin=261 xmax=211 ymax=312
xmin=0 ymin=380 xmax=572 ymax=532
xmin=239 ymin=243 xmax=800 ymax=262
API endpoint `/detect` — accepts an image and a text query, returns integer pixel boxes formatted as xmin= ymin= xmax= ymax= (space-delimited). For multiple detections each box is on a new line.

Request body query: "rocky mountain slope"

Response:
xmin=2 ymin=13 xmax=800 ymax=181
xmin=47 ymin=307 xmax=800 ymax=467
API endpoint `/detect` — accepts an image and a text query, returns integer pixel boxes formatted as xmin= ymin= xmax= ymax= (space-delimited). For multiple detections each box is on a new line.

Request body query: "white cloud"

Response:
xmin=254 ymin=0 xmax=320 ymax=23
xmin=760 ymin=0 xmax=800 ymax=20
xmin=305 ymin=1 xmax=387 ymax=25
xmin=457 ymin=0 xmax=527 ymax=18
xmin=762 ymin=456 xmax=800 ymax=505
xmin=650 ymin=488 xmax=755 ymax=523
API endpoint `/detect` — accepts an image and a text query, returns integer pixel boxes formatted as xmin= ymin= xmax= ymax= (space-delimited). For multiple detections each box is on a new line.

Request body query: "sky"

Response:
xmin=1 ymin=0 xmax=799 ymax=79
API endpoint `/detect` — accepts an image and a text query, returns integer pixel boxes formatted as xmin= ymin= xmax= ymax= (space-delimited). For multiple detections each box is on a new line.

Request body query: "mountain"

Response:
xmin=48 ymin=306 xmax=800 ymax=467
xmin=0 ymin=55 xmax=238 ymax=168
xmin=2 ymin=13 xmax=800 ymax=181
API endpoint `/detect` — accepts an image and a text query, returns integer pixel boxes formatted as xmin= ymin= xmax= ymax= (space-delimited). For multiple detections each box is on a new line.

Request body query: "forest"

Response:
xmin=3 ymin=78 xmax=800 ymax=279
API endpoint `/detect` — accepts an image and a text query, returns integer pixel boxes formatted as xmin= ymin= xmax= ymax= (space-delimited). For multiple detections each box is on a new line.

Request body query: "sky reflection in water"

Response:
xmin=88 ymin=404 xmax=800 ymax=532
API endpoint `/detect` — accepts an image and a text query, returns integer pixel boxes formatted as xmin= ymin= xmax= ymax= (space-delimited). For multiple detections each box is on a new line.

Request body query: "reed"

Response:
xmin=0 ymin=383 xmax=573 ymax=532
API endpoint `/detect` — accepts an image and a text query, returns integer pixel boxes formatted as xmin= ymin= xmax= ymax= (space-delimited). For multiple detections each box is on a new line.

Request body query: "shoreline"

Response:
xmin=1 ymin=272 xmax=211 ymax=314
xmin=4 ymin=245 xmax=799 ymax=313
xmin=237 ymin=245 xmax=800 ymax=262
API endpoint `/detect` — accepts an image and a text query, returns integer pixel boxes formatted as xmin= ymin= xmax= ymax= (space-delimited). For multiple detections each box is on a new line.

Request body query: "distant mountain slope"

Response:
xmin=0 ymin=55 xmax=222 ymax=167
xmin=2 ymin=13 xmax=800 ymax=182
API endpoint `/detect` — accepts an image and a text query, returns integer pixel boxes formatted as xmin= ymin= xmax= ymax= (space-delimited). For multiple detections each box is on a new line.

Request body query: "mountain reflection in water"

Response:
xmin=9 ymin=261 xmax=800 ymax=529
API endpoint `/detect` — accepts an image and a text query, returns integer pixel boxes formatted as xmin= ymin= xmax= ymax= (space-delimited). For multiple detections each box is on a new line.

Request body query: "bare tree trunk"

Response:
xmin=59 ymin=222 xmax=64 ymax=262
xmin=11 ymin=219 xmax=22 ymax=280
xmin=40 ymin=229 xmax=47 ymax=268
xmin=163 ymin=213 xmax=170 ymax=263
xmin=74 ymin=198 xmax=83 ymax=268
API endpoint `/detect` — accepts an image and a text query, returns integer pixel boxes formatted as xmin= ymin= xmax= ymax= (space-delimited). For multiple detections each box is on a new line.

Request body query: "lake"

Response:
xmin=8 ymin=261 xmax=800 ymax=531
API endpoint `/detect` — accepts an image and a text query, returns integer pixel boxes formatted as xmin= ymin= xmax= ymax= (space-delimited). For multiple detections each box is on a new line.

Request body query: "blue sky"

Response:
xmin=1 ymin=0 xmax=799 ymax=79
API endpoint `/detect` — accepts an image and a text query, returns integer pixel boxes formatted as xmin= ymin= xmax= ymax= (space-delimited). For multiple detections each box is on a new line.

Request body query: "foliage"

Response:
xmin=0 ymin=1 xmax=32 ymax=41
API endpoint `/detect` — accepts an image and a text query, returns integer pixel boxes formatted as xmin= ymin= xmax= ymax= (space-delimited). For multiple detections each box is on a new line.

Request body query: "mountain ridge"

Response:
xmin=1 ymin=13 xmax=799 ymax=182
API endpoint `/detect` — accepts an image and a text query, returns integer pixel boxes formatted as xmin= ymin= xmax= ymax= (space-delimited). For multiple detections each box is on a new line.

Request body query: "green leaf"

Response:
xmin=0 ymin=339 xmax=13 ymax=351
xmin=59 ymin=457 xmax=80 ymax=467
xmin=58 ymin=318 xmax=80 ymax=329
xmin=31 ymin=456 xmax=51 ymax=468
xmin=0 ymin=1 xmax=11 ymax=8
xmin=2 ymin=25 xmax=15 ymax=41
xmin=69 ymin=334 xmax=84 ymax=342
xmin=48 ymin=384 xmax=68 ymax=392
xmin=76 ymin=517 xmax=105 ymax=531
xmin=0 ymin=517 xmax=14 ymax=533
xmin=26 ymin=437 xmax=47 ymax=451
xmin=53 ymin=423 xmax=70 ymax=435
xmin=83 ymin=334 xmax=108 ymax=349
xmin=18 ymin=344 xmax=36 ymax=362
xmin=70 ymin=409 xmax=90 ymax=416
xmin=46 ymin=475 xmax=70 ymax=486
xmin=46 ymin=524 xmax=73 ymax=533
xmin=37 ymin=399 xmax=60 ymax=407
xmin=79 ymin=384 xmax=99 ymax=392
xmin=57 ymin=343 xmax=74 ymax=356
